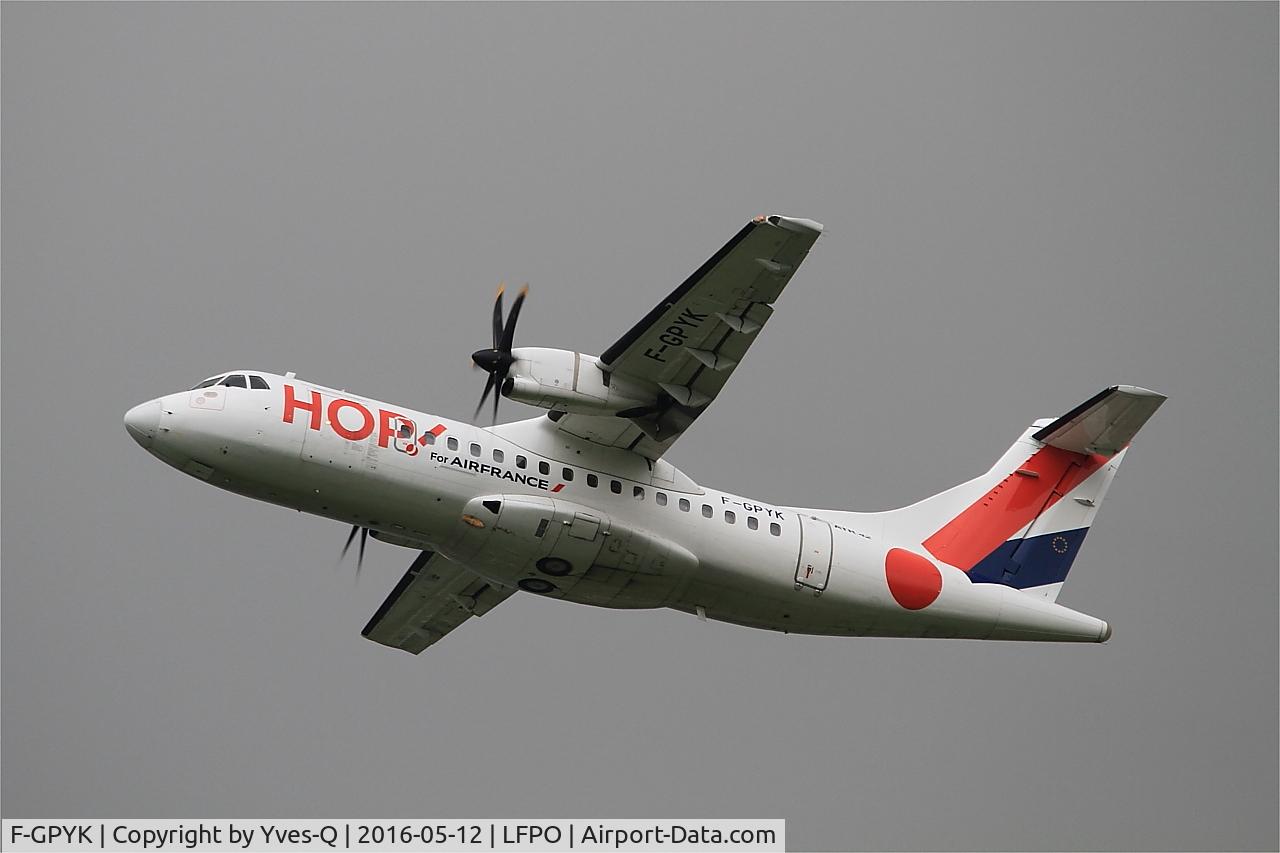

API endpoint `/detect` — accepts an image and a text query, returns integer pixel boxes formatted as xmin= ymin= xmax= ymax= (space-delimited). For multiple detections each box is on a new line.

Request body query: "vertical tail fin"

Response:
xmin=880 ymin=386 xmax=1165 ymax=602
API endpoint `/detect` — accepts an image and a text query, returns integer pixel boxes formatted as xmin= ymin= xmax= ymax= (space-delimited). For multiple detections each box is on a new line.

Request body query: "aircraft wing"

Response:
xmin=362 ymin=550 xmax=513 ymax=654
xmin=553 ymin=214 xmax=823 ymax=459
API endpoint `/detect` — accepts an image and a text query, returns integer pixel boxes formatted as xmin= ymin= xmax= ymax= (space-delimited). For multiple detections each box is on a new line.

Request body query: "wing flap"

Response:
xmin=362 ymin=551 xmax=514 ymax=654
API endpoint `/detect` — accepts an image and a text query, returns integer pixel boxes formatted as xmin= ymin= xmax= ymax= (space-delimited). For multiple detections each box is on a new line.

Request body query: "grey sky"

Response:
xmin=3 ymin=3 xmax=1276 ymax=850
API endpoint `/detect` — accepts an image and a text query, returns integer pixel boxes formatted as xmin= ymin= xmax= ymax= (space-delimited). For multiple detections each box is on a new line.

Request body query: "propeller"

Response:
xmin=470 ymin=282 xmax=528 ymax=424
xmin=339 ymin=524 xmax=370 ymax=578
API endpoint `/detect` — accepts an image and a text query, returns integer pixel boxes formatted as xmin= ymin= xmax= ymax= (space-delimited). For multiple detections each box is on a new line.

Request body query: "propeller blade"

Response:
xmin=340 ymin=524 xmax=360 ymax=562
xmin=499 ymin=284 xmax=528 ymax=353
xmin=357 ymin=527 xmax=368 ymax=577
xmin=471 ymin=282 xmax=526 ymax=425
xmin=473 ymin=371 xmax=498 ymax=421
xmin=491 ymin=283 xmax=505 ymax=350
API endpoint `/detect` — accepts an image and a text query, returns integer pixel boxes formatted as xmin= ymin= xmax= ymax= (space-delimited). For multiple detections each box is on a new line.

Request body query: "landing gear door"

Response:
xmin=795 ymin=515 xmax=833 ymax=593
xmin=568 ymin=512 xmax=601 ymax=541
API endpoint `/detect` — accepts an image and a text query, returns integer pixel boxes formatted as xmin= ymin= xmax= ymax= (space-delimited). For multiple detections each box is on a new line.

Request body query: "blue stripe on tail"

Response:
xmin=968 ymin=527 xmax=1090 ymax=590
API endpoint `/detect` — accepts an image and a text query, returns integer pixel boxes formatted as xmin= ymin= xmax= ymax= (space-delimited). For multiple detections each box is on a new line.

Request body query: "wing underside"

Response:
xmin=362 ymin=551 xmax=513 ymax=654
xmin=553 ymin=215 xmax=823 ymax=459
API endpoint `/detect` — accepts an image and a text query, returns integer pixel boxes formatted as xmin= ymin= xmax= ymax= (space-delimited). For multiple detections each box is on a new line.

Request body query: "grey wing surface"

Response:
xmin=363 ymin=551 xmax=514 ymax=654
xmin=552 ymin=214 xmax=823 ymax=460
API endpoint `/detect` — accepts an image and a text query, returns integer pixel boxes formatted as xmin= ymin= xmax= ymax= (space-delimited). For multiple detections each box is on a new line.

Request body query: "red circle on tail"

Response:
xmin=885 ymin=548 xmax=943 ymax=610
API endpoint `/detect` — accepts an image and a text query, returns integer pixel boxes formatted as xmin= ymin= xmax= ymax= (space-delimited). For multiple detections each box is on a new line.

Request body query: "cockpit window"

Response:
xmin=192 ymin=375 xmax=225 ymax=389
xmin=249 ymin=375 xmax=270 ymax=390
xmin=220 ymin=374 xmax=247 ymax=388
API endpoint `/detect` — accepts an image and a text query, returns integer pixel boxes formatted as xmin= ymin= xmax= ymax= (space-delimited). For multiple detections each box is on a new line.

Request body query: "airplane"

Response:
xmin=123 ymin=214 xmax=1165 ymax=653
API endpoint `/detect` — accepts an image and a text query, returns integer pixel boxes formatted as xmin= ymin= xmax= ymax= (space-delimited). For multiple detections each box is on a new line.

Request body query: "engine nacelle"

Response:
xmin=501 ymin=347 xmax=652 ymax=414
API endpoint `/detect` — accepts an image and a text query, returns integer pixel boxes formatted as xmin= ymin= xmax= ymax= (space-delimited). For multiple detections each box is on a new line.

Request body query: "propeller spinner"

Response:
xmin=470 ymin=283 xmax=527 ymax=424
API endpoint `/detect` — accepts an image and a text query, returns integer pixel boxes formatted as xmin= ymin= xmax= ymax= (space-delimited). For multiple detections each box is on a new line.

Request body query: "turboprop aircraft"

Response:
xmin=124 ymin=214 xmax=1165 ymax=653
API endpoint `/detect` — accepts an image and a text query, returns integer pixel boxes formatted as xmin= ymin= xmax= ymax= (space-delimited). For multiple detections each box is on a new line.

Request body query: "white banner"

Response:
xmin=2 ymin=819 xmax=785 ymax=852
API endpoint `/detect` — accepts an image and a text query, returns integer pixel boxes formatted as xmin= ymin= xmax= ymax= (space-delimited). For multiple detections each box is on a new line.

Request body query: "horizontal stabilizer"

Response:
xmin=1032 ymin=385 xmax=1167 ymax=457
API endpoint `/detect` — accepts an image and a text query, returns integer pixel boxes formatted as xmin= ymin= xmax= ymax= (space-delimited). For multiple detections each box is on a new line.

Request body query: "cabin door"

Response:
xmin=794 ymin=515 xmax=833 ymax=593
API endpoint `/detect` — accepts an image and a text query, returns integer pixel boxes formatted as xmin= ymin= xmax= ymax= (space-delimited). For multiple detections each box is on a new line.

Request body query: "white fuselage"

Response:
xmin=125 ymin=372 xmax=1112 ymax=643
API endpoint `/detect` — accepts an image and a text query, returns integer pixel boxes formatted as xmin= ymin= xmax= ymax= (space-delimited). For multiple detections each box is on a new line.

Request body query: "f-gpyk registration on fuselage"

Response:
xmin=124 ymin=215 xmax=1165 ymax=654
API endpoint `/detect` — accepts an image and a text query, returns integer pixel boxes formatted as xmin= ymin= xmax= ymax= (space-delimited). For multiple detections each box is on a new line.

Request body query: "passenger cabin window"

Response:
xmin=587 ymin=474 xmax=599 ymax=488
xmin=447 ymin=437 xmax=458 ymax=451
xmin=493 ymin=449 xmax=504 ymax=463
xmin=747 ymin=516 xmax=759 ymax=530
xmin=249 ymin=376 xmax=270 ymax=390
xmin=679 ymin=498 xmax=690 ymax=512
xmin=770 ymin=522 xmax=781 ymax=536
xmin=516 ymin=455 xmax=527 ymax=469
xmin=633 ymin=486 xmax=645 ymax=501
xmin=220 ymin=374 xmax=247 ymax=388
xmin=725 ymin=511 xmax=736 ymax=524
xmin=422 ymin=432 xmax=436 ymax=445
xmin=656 ymin=492 xmax=668 ymax=507
xmin=538 ymin=461 xmax=550 ymax=475
xmin=610 ymin=480 xmax=622 ymax=494
xmin=469 ymin=443 xmax=481 ymax=457
xmin=192 ymin=376 xmax=225 ymax=389
xmin=702 ymin=504 xmax=713 ymax=518
xmin=562 ymin=468 xmax=574 ymax=481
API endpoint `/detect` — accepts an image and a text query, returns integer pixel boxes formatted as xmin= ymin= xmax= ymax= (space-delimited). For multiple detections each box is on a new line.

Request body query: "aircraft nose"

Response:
xmin=124 ymin=399 xmax=162 ymax=448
